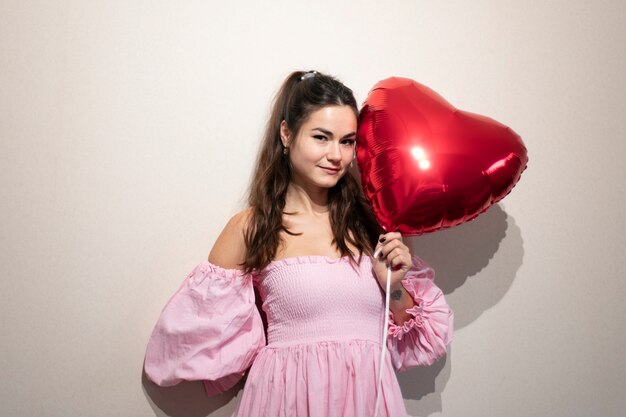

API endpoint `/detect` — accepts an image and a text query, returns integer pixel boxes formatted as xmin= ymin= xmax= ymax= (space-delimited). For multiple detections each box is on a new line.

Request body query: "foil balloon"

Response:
xmin=357 ymin=77 xmax=528 ymax=235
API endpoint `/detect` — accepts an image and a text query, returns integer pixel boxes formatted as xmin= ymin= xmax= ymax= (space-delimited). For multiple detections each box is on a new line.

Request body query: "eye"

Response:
xmin=341 ymin=139 xmax=356 ymax=146
xmin=313 ymin=135 xmax=328 ymax=141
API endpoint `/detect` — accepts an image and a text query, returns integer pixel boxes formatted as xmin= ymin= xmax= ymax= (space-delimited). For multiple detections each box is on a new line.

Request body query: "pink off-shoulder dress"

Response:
xmin=144 ymin=255 xmax=453 ymax=417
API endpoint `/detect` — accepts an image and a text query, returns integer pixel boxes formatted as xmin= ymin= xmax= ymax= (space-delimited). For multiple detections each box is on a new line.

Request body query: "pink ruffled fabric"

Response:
xmin=387 ymin=255 xmax=454 ymax=371
xmin=143 ymin=261 xmax=265 ymax=395
xmin=144 ymin=254 xmax=453 ymax=415
xmin=235 ymin=339 xmax=407 ymax=417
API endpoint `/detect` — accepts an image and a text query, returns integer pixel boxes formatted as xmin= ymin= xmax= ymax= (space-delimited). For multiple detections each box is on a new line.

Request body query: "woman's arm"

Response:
xmin=143 ymin=208 xmax=266 ymax=396
xmin=385 ymin=255 xmax=454 ymax=370
xmin=208 ymin=208 xmax=252 ymax=269
xmin=388 ymin=282 xmax=416 ymax=324
xmin=371 ymin=231 xmax=415 ymax=325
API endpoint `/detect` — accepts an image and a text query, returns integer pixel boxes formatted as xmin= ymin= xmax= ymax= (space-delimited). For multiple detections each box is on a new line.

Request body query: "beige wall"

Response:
xmin=1 ymin=1 xmax=625 ymax=416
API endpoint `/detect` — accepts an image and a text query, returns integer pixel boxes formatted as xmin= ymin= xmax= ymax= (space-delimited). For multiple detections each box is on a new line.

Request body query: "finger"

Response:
xmin=373 ymin=242 xmax=383 ymax=259
xmin=376 ymin=233 xmax=407 ymax=259
xmin=381 ymin=247 xmax=399 ymax=267
xmin=381 ymin=239 xmax=403 ymax=258
xmin=374 ymin=233 xmax=386 ymax=258
xmin=387 ymin=247 xmax=408 ymax=265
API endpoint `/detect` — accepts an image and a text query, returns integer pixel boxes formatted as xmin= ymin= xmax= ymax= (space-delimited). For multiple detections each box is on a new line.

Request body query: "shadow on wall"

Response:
xmin=143 ymin=370 xmax=242 ymax=417
xmin=397 ymin=353 xmax=451 ymax=415
xmin=400 ymin=203 xmax=524 ymax=416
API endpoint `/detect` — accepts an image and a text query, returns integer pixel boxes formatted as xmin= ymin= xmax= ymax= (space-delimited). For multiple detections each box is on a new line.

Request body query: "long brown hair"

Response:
xmin=243 ymin=70 xmax=382 ymax=273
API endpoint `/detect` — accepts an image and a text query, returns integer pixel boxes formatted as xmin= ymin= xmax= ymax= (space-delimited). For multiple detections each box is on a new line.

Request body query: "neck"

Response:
xmin=284 ymin=181 xmax=330 ymax=215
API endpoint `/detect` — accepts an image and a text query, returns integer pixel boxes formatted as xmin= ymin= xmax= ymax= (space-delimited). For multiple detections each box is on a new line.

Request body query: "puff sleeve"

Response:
xmin=143 ymin=261 xmax=266 ymax=396
xmin=386 ymin=255 xmax=454 ymax=371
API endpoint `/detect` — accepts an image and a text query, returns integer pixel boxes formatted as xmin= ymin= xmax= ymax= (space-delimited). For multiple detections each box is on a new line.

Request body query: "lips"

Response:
xmin=319 ymin=166 xmax=341 ymax=175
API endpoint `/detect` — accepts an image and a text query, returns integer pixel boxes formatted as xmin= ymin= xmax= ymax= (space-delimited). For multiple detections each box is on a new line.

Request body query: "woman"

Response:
xmin=144 ymin=70 xmax=454 ymax=416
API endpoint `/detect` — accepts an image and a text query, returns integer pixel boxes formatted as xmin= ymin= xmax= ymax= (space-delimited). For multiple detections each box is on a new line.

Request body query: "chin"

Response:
xmin=317 ymin=176 xmax=343 ymax=189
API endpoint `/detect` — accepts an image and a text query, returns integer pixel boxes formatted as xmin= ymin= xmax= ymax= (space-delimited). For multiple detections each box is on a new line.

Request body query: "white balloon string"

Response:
xmin=373 ymin=264 xmax=391 ymax=417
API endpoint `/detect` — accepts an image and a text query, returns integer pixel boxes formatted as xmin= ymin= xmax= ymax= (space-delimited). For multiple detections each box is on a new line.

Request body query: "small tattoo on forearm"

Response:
xmin=391 ymin=289 xmax=403 ymax=301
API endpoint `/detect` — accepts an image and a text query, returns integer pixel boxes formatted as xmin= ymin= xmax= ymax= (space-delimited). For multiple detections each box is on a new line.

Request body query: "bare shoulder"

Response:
xmin=208 ymin=208 xmax=252 ymax=270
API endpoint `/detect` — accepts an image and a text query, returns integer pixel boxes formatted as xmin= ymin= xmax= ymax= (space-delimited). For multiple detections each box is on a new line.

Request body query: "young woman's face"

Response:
xmin=282 ymin=105 xmax=357 ymax=191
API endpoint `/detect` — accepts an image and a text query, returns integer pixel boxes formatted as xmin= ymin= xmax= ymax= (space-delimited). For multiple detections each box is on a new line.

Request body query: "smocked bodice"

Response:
xmin=253 ymin=256 xmax=384 ymax=347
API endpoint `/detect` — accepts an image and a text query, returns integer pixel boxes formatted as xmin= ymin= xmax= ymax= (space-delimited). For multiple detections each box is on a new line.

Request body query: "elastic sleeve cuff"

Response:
xmin=386 ymin=255 xmax=454 ymax=369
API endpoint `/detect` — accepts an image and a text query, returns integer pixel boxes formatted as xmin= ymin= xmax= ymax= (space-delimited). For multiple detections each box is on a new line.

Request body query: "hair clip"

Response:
xmin=300 ymin=71 xmax=317 ymax=81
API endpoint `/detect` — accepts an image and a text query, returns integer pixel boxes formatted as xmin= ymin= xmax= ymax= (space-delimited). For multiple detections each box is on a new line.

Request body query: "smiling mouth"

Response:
xmin=319 ymin=166 xmax=340 ymax=174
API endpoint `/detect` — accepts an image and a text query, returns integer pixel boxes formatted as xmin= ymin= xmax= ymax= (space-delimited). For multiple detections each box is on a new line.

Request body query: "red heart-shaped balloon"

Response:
xmin=357 ymin=77 xmax=528 ymax=236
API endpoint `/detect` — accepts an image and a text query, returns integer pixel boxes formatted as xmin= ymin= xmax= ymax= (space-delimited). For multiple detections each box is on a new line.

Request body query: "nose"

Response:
xmin=327 ymin=141 xmax=341 ymax=163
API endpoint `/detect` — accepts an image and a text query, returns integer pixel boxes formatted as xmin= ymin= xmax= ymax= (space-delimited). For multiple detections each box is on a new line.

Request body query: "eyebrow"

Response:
xmin=311 ymin=127 xmax=357 ymax=139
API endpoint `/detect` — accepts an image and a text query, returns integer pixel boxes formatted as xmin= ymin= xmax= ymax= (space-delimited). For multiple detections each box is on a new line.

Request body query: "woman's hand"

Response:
xmin=372 ymin=232 xmax=416 ymax=324
xmin=372 ymin=232 xmax=412 ymax=290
